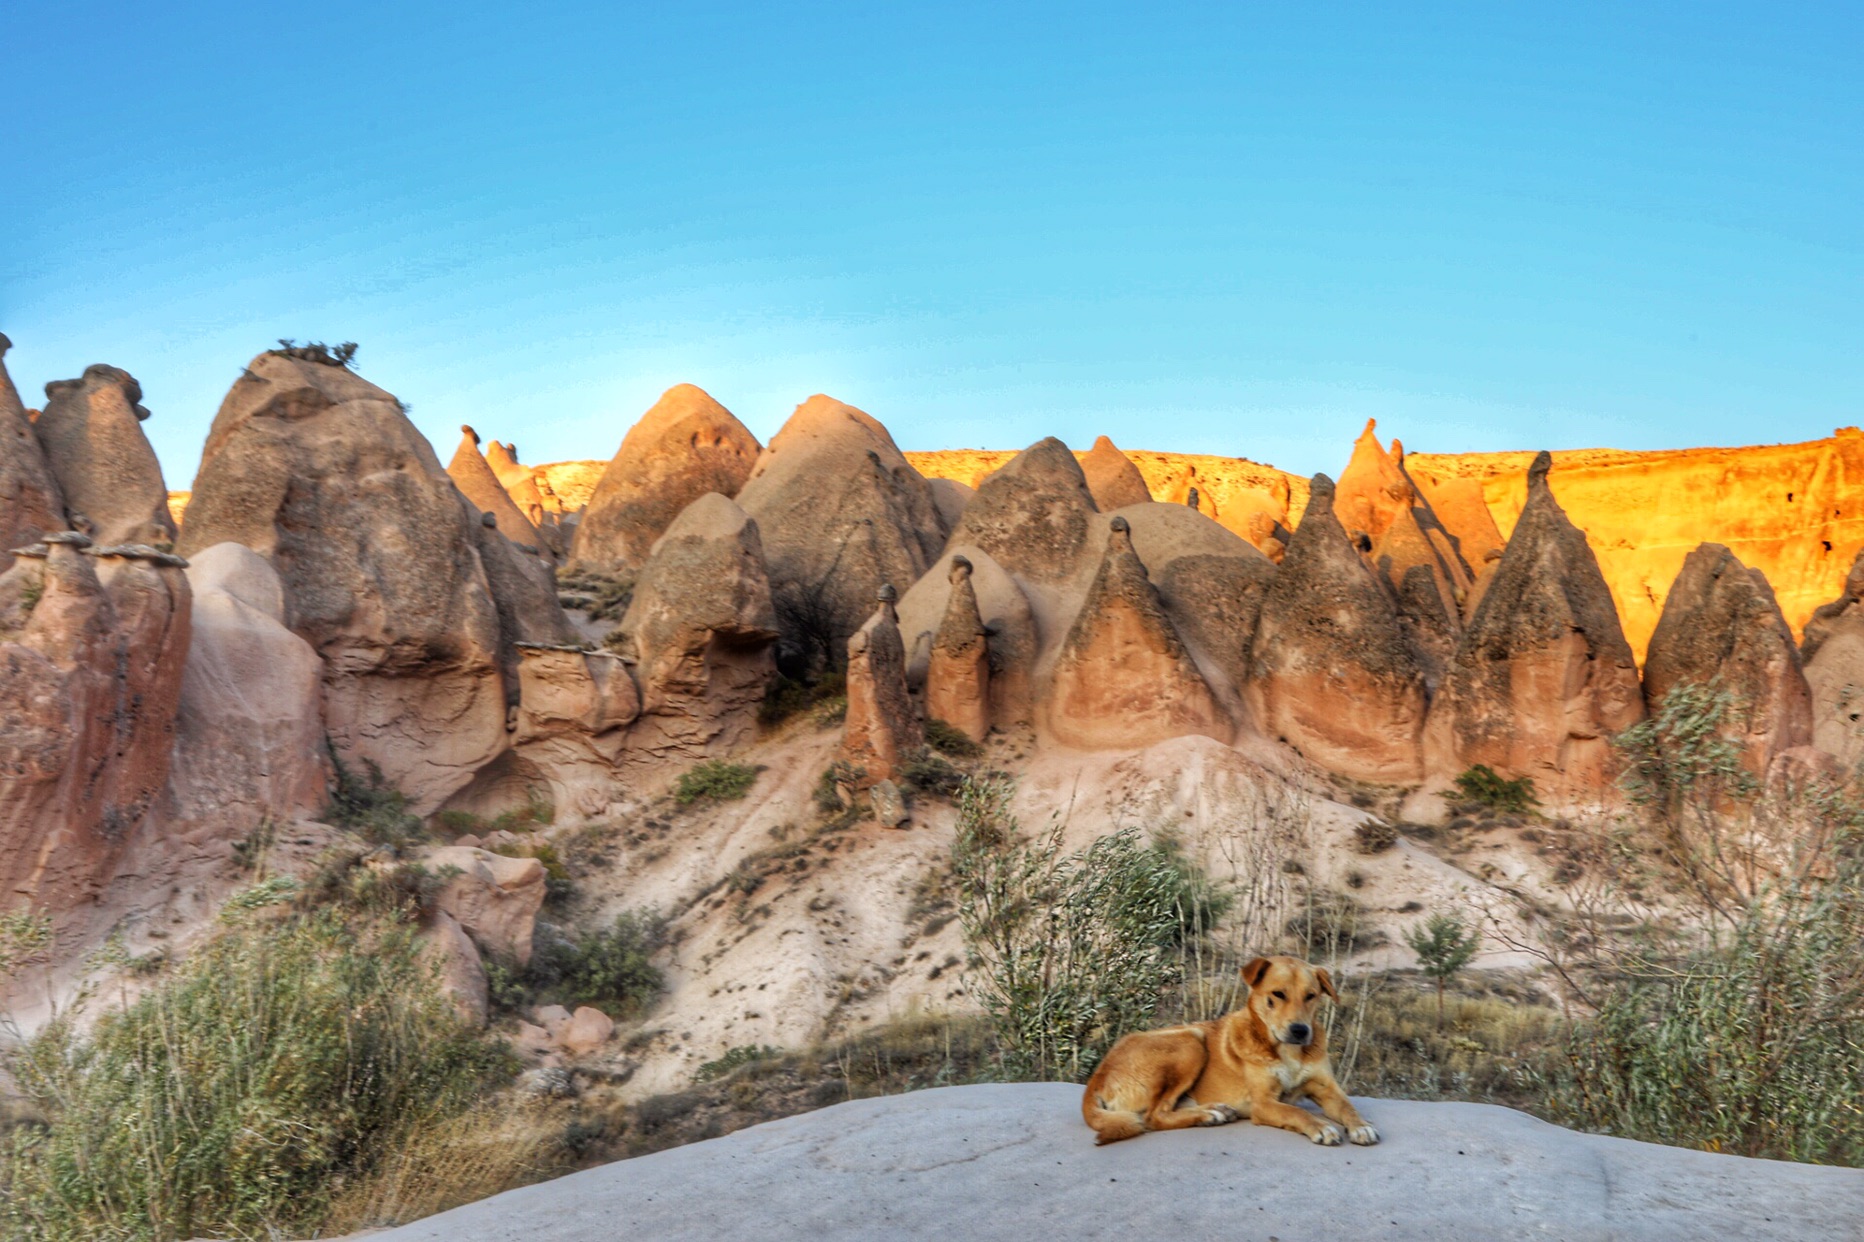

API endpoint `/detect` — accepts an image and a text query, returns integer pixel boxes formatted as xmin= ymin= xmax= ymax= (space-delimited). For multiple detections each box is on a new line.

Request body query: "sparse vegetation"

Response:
xmin=1353 ymin=818 xmax=1400 ymax=854
xmin=556 ymin=567 xmax=635 ymax=622
xmin=675 ymin=760 xmax=761 ymax=806
xmin=270 ymin=338 xmax=359 ymax=368
xmin=1405 ymin=913 xmax=1481 ymax=1025
xmin=694 ymin=1044 xmax=782 ymax=1084
xmin=324 ymin=754 xmax=424 ymax=847
xmin=486 ymin=910 xmax=667 ymax=1018
xmin=924 ymin=718 xmax=984 ymax=758
xmin=1453 ymin=764 xmax=1539 ymax=813
xmin=900 ymin=747 xmax=964 ymax=798
xmin=759 ymin=671 xmax=847 ymax=727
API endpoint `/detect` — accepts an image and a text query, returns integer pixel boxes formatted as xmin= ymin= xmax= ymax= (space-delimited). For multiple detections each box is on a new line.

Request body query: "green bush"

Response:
xmin=674 ymin=760 xmax=760 ymax=806
xmin=693 ymin=1044 xmax=781 ymax=1084
xmin=489 ymin=911 xmax=667 ymax=1018
xmin=0 ymin=908 xmax=514 ymax=1241
xmin=924 ymin=718 xmax=984 ymax=758
xmin=324 ymin=755 xmax=424 ymax=847
xmin=758 ymin=672 xmax=846 ymax=727
xmin=1453 ymin=765 xmax=1538 ymax=813
xmin=1404 ymin=913 xmax=1480 ymax=1025
xmin=952 ymin=778 xmax=1188 ymax=1082
xmin=901 ymin=748 xmax=964 ymax=798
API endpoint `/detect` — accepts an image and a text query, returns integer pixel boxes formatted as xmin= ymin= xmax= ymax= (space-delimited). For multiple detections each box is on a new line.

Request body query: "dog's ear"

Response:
xmin=1315 ymin=967 xmax=1339 ymax=1002
xmin=1241 ymin=957 xmax=1273 ymax=989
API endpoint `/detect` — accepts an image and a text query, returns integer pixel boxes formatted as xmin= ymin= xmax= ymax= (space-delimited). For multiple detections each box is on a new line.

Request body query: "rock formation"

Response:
xmin=0 ymin=534 xmax=191 ymax=905
xmin=839 ymin=586 xmax=923 ymax=787
xmin=166 ymin=543 xmax=330 ymax=834
xmin=0 ymin=335 xmax=66 ymax=572
xmin=614 ymin=493 xmax=780 ymax=756
xmin=1079 ymin=436 xmax=1152 ymax=511
xmin=178 ymin=350 xmax=508 ymax=812
xmin=1044 ymin=517 xmax=1229 ymax=750
xmin=1411 ymin=473 xmax=1504 ymax=568
xmin=924 ymin=557 xmax=991 ymax=742
xmin=1799 ymin=549 xmax=1864 ymax=767
xmin=945 ymin=438 xmax=1099 ymax=597
xmin=926 ymin=477 xmax=975 ymax=532
xmin=898 ymin=546 xmax=1038 ymax=730
xmin=449 ymin=426 xmax=544 ymax=552
xmin=1425 ymin=453 xmax=1644 ymax=799
xmin=1642 ymin=544 xmax=1813 ymax=774
xmin=34 ymin=364 xmax=174 ymax=547
xmin=470 ymin=510 xmax=581 ymax=704
xmin=1154 ymin=553 xmax=1276 ymax=706
xmin=570 ymin=385 xmax=761 ymax=573
xmin=736 ymin=396 xmax=944 ymax=672
xmin=1247 ymin=475 xmax=1426 ymax=783
xmin=487 ymin=439 xmax=561 ymax=538
xmin=427 ymin=845 xmax=549 ymax=966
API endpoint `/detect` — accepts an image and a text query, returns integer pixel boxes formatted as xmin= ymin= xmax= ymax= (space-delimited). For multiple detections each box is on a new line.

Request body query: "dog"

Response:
xmin=1082 ymin=954 xmax=1379 ymax=1147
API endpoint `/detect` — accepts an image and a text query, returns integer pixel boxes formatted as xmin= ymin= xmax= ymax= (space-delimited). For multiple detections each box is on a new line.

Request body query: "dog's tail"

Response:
xmin=1081 ymin=1089 xmax=1146 ymax=1145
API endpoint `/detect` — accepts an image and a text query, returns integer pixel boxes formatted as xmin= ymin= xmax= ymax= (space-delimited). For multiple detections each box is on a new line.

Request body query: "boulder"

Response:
xmin=362 ymin=1085 xmax=1864 ymax=1242
xmin=1043 ymin=516 xmax=1228 ymax=750
xmin=838 ymin=586 xmax=923 ymax=787
xmin=559 ymin=1006 xmax=616 ymax=1056
xmin=1079 ymin=435 xmax=1152 ymax=511
xmin=34 ymin=364 xmax=174 ymax=546
xmin=448 ymin=426 xmax=543 ymax=552
xmin=898 ymin=545 xmax=1038 ymax=729
xmin=736 ymin=396 xmax=944 ymax=673
xmin=0 ymin=334 xmax=66 ymax=572
xmin=0 ymin=535 xmax=191 ymax=905
xmin=1424 ymin=452 xmax=1644 ymax=800
xmin=924 ymin=556 xmax=991 ymax=742
xmin=166 ymin=543 xmax=330 ymax=834
xmin=1247 ymin=475 xmax=1426 ymax=783
xmin=422 ymin=909 xmax=490 ymax=1027
xmin=1798 ymin=549 xmax=1864 ymax=767
xmin=869 ymin=778 xmax=909 ymax=828
xmin=1643 ymin=544 xmax=1813 ymax=774
xmin=614 ymin=493 xmax=779 ymax=756
xmin=427 ymin=845 xmax=549 ymax=966
xmin=570 ymin=385 xmax=761 ymax=573
xmin=178 ymin=350 xmax=508 ymax=812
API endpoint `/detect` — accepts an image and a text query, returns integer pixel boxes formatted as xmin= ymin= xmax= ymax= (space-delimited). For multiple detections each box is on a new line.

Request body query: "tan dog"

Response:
xmin=1082 ymin=954 xmax=1379 ymax=1147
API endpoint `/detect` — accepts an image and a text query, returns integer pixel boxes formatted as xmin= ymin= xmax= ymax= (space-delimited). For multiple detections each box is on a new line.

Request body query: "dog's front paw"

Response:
xmin=1310 ymin=1122 xmax=1344 ymax=1146
xmin=1348 ymin=1124 xmax=1380 ymax=1146
xmin=1201 ymin=1104 xmax=1239 ymax=1126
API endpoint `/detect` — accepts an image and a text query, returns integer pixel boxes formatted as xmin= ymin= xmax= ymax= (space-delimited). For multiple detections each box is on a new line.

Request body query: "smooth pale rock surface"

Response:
xmin=367 ymin=1084 xmax=1863 ymax=1242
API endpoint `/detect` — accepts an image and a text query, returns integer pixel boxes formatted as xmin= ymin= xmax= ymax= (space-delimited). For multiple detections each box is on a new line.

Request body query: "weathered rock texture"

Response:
xmin=1799 ymin=550 xmax=1864 ymax=767
xmin=34 ymin=365 xmax=174 ymax=547
xmin=839 ymin=588 xmax=923 ymax=787
xmin=1044 ymin=517 xmax=1228 ymax=749
xmin=736 ymin=396 xmax=944 ymax=670
xmin=615 ymin=493 xmax=779 ymax=756
xmin=1247 ymin=475 xmax=1426 ymax=783
xmin=924 ymin=557 xmax=991 ymax=742
xmin=448 ymin=426 xmax=543 ymax=552
xmin=1079 ymin=436 xmax=1152 ymax=511
xmin=926 ymin=477 xmax=975 ymax=532
xmin=944 ymin=438 xmax=1100 ymax=598
xmin=570 ymin=385 xmax=761 ymax=573
xmin=898 ymin=546 xmax=1038 ymax=730
xmin=178 ymin=351 xmax=507 ymax=812
xmin=1425 ymin=453 xmax=1644 ymax=799
xmin=166 ymin=543 xmax=329 ymax=834
xmin=0 ymin=536 xmax=191 ymax=904
xmin=1642 ymin=544 xmax=1813 ymax=774
xmin=0 ymin=334 xmax=66 ymax=573
xmin=427 ymin=845 xmax=548 ymax=966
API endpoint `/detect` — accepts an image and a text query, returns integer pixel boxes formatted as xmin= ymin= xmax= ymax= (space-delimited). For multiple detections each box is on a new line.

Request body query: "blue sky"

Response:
xmin=5 ymin=2 xmax=1858 ymax=485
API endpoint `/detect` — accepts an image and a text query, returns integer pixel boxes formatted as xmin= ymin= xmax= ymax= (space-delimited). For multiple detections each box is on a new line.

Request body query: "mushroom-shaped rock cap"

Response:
xmin=948 ymin=555 xmax=973 ymax=581
xmin=44 ymin=530 xmax=94 ymax=548
xmin=878 ymin=583 xmax=898 ymax=604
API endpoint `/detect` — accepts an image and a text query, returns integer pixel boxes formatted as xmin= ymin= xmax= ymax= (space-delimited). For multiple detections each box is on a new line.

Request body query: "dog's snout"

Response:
xmin=1287 ymin=1023 xmax=1311 ymax=1045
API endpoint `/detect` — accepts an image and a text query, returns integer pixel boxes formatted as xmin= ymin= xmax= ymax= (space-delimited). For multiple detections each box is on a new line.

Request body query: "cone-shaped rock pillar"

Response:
xmin=0 ymin=334 xmax=66 ymax=571
xmin=925 ymin=556 xmax=991 ymax=743
xmin=35 ymin=364 xmax=174 ymax=547
xmin=839 ymin=585 xmax=923 ymax=787
xmin=1424 ymin=452 xmax=1644 ymax=800
xmin=1080 ymin=436 xmax=1152 ymax=511
xmin=1247 ymin=474 xmax=1426 ymax=783
xmin=449 ymin=425 xmax=544 ymax=552
xmin=1798 ymin=548 xmax=1864 ymax=767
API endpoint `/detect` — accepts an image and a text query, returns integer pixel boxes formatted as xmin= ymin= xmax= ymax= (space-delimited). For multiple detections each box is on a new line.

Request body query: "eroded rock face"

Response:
xmin=1642 ymin=544 xmax=1812 ymax=774
xmin=736 ymin=396 xmax=944 ymax=672
xmin=898 ymin=546 xmax=1038 ymax=729
xmin=1080 ymin=436 xmax=1152 ymax=511
xmin=926 ymin=477 xmax=975 ymax=533
xmin=1799 ymin=550 xmax=1864 ymax=767
xmin=449 ymin=426 xmax=543 ymax=552
xmin=945 ymin=438 xmax=1099 ymax=595
xmin=1154 ymin=552 xmax=1277 ymax=708
xmin=34 ymin=365 xmax=174 ymax=547
xmin=615 ymin=493 xmax=779 ymax=756
xmin=1425 ymin=453 xmax=1644 ymax=800
xmin=178 ymin=351 xmax=507 ymax=812
xmin=839 ymin=587 xmax=923 ymax=787
xmin=570 ymin=385 xmax=761 ymax=573
xmin=0 ymin=335 xmax=66 ymax=573
xmin=0 ymin=536 xmax=191 ymax=905
xmin=1247 ymin=475 xmax=1426 ymax=783
xmin=925 ymin=557 xmax=990 ymax=742
xmin=427 ymin=845 xmax=548 ymax=966
xmin=167 ymin=543 xmax=329 ymax=835
xmin=1044 ymin=517 xmax=1228 ymax=750
xmin=1334 ymin=420 xmax=1416 ymax=543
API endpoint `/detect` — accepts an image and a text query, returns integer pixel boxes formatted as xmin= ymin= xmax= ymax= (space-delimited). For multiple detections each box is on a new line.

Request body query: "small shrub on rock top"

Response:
xmin=270 ymin=338 xmax=359 ymax=368
xmin=674 ymin=760 xmax=760 ymax=806
xmin=1453 ymin=765 xmax=1538 ymax=813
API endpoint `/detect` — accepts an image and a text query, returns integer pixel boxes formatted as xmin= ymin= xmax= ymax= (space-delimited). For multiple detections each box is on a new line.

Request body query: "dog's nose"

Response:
xmin=1288 ymin=1023 xmax=1311 ymax=1044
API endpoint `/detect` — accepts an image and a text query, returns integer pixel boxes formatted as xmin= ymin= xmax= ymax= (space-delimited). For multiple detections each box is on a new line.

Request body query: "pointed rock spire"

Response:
xmin=1044 ymin=516 xmax=1229 ymax=749
xmin=946 ymin=437 xmax=1100 ymax=588
xmin=1424 ymin=452 xmax=1643 ymax=799
xmin=1247 ymin=474 xmax=1426 ymax=782
xmin=925 ymin=556 xmax=991 ymax=743
xmin=1080 ymin=435 xmax=1152 ymax=511
xmin=449 ymin=425 xmax=544 ymax=552
xmin=839 ymin=584 xmax=923 ymax=786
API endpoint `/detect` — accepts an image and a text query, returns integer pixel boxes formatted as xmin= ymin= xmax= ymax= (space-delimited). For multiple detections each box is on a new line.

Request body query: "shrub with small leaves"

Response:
xmin=693 ymin=1044 xmax=781 ymax=1084
xmin=901 ymin=748 xmax=964 ymax=798
xmin=924 ymin=718 xmax=984 ymax=758
xmin=324 ymin=755 xmax=424 ymax=847
xmin=674 ymin=760 xmax=760 ymax=806
xmin=1452 ymin=765 xmax=1538 ymax=813
xmin=1353 ymin=819 xmax=1400 ymax=854
xmin=1404 ymin=912 xmax=1480 ymax=1025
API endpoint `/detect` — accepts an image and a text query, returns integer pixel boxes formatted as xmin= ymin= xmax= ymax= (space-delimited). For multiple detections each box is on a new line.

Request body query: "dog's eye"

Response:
xmin=1271 ymin=990 xmax=1286 ymax=1001
xmin=1306 ymin=993 xmax=1317 ymax=1001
